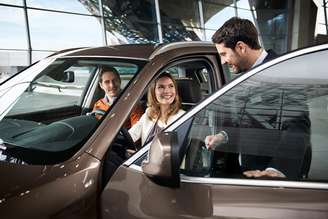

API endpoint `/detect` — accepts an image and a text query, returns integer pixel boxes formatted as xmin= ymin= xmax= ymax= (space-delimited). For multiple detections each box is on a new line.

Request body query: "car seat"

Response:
xmin=176 ymin=78 xmax=202 ymax=110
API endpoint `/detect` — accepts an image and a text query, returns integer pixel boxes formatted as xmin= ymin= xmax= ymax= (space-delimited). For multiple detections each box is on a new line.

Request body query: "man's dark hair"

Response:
xmin=212 ymin=17 xmax=261 ymax=50
xmin=98 ymin=66 xmax=120 ymax=83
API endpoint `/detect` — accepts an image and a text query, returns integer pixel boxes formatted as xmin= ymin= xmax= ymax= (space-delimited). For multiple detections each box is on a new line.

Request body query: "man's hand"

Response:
xmin=243 ymin=169 xmax=286 ymax=178
xmin=205 ymin=133 xmax=225 ymax=150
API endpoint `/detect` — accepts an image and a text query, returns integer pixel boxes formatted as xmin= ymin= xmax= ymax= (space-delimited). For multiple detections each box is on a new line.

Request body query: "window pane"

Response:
xmin=26 ymin=0 xmax=100 ymax=15
xmin=162 ymin=24 xmax=201 ymax=42
xmin=236 ymin=0 xmax=251 ymax=10
xmin=315 ymin=2 xmax=326 ymax=25
xmin=165 ymin=60 xmax=214 ymax=110
xmin=317 ymin=24 xmax=327 ymax=35
xmin=203 ymin=0 xmax=234 ymax=7
xmin=0 ymin=58 xmax=144 ymax=164
xmin=236 ymin=8 xmax=256 ymax=23
xmin=159 ymin=0 xmax=201 ymax=28
xmin=104 ymin=19 xmax=159 ymax=44
xmin=32 ymin=51 xmax=53 ymax=63
xmin=203 ymin=3 xmax=235 ymax=30
xmin=253 ymin=0 xmax=288 ymax=10
xmin=28 ymin=9 xmax=103 ymax=50
xmin=256 ymin=11 xmax=288 ymax=53
xmin=262 ymin=35 xmax=287 ymax=55
xmin=182 ymin=49 xmax=328 ymax=182
xmin=205 ymin=29 xmax=216 ymax=41
xmin=0 ymin=57 xmax=145 ymax=165
xmin=6 ymin=59 xmax=97 ymax=115
xmin=0 ymin=50 xmax=28 ymax=82
xmin=0 ymin=0 xmax=22 ymax=6
xmin=0 ymin=6 xmax=27 ymax=50
xmin=102 ymin=0 xmax=157 ymax=23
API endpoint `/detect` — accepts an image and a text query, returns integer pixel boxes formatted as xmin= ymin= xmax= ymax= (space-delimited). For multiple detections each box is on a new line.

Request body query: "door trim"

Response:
xmin=128 ymin=163 xmax=328 ymax=190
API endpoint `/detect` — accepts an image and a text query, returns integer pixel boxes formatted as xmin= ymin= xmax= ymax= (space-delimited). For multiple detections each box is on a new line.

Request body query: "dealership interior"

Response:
xmin=0 ymin=0 xmax=327 ymax=81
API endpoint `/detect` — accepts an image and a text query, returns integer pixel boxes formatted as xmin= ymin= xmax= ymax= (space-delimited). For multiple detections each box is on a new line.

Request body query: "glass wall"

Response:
xmin=0 ymin=0 xmax=327 ymax=80
xmin=314 ymin=0 xmax=328 ymax=35
xmin=203 ymin=2 xmax=236 ymax=40
xmin=251 ymin=0 xmax=289 ymax=55
xmin=0 ymin=6 xmax=27 ymax=50
xmin=0 ymin=5 xmax=27 ymax=82
xmin=0 ymin=0 xmax=23 ymax=6
xmin=159 ymin=0 xmax=202 ymax=42
xmin=102 ymin=0 xmax=158 ymax=44
xmin=28 ymin=9 xmax=103 ymax=50
xmin=0 ymin=50 xmax=28 ymax=83
xmin=26 ymin=0 xmax=100 ymax=15
xmin=203 ymin=0 xmax=289 ymax=54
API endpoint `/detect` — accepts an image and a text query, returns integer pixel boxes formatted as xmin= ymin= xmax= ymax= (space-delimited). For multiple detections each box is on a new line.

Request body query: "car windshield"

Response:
xmin=0 ymin=57 xmax=146 ymax=164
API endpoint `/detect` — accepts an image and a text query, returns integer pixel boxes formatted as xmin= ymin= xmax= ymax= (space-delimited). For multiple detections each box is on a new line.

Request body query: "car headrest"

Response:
xmin=176 ymin=78 xmax=202 ymax=104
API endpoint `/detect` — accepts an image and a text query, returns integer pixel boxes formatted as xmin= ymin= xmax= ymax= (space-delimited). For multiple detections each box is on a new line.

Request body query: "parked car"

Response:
xmin=0 ymin=42 xmax=226 ymax=218
xmin=0 ymin=42 xmax=328 ymax=218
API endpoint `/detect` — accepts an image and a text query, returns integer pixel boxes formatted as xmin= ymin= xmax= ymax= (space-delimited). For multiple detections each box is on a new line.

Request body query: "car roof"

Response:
xmin=55 ymin=41 xmax=215 ymax=60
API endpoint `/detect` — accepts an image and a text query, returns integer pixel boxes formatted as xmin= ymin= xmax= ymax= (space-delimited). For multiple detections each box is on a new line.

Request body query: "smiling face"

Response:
xmin=99 ymin=71 xmax=121 ymax=98
xmin=154 ymin=76 xmax=176 ymax=107
xmin=215 ymin=42 xmax=249 ymax=73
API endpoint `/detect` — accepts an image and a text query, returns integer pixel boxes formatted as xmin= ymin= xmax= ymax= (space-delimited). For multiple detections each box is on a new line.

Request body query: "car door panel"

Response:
xmin=103 ymin=166 xmax=328 ymax=218
xmin=209 ymin=183 xmax=328 ymax=218
xmin=101 ymin=166 xmax=212 ymax=218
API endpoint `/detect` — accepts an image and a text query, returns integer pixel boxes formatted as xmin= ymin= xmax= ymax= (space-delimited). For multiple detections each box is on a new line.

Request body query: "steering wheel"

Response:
xmin=86 ymin=109 xmax=105 ymax=117
xmin=118 ymin=127 xmax=136 ymax=150
xmin=110 ymin=127 xmax=136 ymax=160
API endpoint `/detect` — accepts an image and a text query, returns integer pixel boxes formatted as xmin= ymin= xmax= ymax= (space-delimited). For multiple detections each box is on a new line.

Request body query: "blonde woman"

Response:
xmin=129 ymin=72 xmax=185 ymax=145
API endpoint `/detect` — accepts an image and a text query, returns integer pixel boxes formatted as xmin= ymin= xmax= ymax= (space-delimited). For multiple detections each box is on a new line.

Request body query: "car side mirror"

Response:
xmin=141 ymin=131 xmax=180 ymax=188
xmin=62 ymin=71 xmax=75 ymax=83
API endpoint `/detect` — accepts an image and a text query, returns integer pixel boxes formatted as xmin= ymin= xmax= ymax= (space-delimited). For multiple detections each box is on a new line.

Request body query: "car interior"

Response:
xmin=100 ymin=61 xmax=214 ymax=187
xmin=0 ymin=59 xmax=213 ymax=169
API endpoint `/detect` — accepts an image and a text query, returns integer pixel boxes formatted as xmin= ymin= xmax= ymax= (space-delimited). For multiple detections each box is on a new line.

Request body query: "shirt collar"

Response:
xmin=104 ymin=95 xmax=117 ymax=105
xmin=252 ymin=49 xmax=268 ymax=68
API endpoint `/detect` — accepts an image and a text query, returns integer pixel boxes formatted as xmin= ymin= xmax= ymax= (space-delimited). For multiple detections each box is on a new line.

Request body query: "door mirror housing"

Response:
xmin=142 ymin=131 xmax=180 ymax=188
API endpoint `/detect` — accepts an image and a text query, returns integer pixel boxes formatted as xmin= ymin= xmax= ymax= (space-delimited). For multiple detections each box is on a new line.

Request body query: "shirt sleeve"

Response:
xmin=130 ymin=103 xmax=144 ymax=126
xmin=129 ymin=112 xmax=146 ymax=143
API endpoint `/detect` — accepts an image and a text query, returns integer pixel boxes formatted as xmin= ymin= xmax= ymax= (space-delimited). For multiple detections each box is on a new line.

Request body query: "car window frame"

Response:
xmin=161 ymin=56 xmax=217 ymax=90
xmin=0 ymin=57 xmax=148 ymax=165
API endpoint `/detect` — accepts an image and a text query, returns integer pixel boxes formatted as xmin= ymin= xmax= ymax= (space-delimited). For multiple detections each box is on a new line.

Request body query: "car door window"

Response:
xmin=0 ymin=58 xmax=143 ymax=165
xmin=6 ymin=59 xmax=97 ymax=117
xmin=181 ymin=49 xmax=328 ymax=182
xmin=164 ymin=59 xmax=215 ymax=111
xmin=114 ymin=59 xmax=217 ymax=168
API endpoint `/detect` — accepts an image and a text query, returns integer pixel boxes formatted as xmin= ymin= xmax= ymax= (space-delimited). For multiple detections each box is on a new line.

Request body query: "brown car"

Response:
xmin=1 ymin=42 xmax=328 ymax=218
xmin=0 ymin=42 xmax=224 ymax=218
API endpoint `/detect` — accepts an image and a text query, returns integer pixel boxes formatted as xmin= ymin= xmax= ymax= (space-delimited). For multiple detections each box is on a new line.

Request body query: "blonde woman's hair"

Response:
xmin=147 ymin=72 xmax=181 ymax=123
